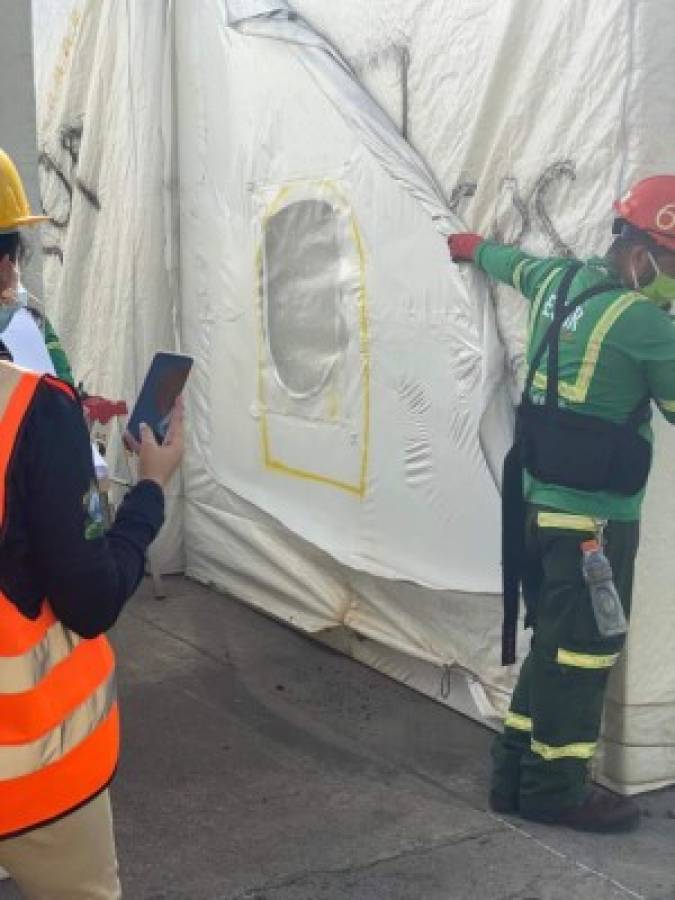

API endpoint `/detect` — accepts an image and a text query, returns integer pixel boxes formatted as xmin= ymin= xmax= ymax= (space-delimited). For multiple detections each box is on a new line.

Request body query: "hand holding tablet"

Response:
xmin=124 ymin=352 xmax=192 ymax=488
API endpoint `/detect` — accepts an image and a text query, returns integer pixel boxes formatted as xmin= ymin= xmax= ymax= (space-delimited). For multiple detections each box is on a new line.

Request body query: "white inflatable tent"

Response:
xmin=32 ymin=0 xmax=675 ymax=794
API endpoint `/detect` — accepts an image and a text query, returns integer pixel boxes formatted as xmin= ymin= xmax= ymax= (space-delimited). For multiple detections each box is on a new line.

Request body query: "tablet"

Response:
xmin=127 ymin=351 xmax=193 ymax=444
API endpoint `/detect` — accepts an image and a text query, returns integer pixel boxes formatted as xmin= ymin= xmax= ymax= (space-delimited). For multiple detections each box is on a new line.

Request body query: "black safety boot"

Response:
xmin=488 ymin=790 xmax=519 ymax=815
xmin=521 ymin=787 xmax=640 ymax=833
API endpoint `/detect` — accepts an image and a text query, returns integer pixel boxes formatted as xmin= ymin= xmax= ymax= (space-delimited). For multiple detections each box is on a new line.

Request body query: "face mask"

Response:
xmin=638 ymin=252 xmax=675 ymax=304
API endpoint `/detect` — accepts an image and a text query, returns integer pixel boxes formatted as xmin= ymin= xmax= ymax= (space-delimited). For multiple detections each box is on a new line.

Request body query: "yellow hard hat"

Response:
xmin=0 ymin=147 xmax=48 ymax=232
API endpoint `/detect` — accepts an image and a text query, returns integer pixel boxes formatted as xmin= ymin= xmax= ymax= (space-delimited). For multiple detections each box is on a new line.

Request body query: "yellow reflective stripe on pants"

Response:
xmin=531 ymin=740 xmax=597 ymax=761
xmin=557 ymin=648 xmax=619 ymax=669
xmin=504 ymin=712 xmax=532 ymax=732
xmin=659 ymin=398 xmax=675 ymax=413
xmin=537 ymin=512 xmax=597 ymax=532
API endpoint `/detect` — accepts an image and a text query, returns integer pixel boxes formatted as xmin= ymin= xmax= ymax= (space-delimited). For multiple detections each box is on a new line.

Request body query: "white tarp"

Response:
xmin=177 ymin=0 xmax=510 ymax=593
xmin=284 ymin=0 xmax=675 ymax=795
xmin=173 ymin=0 xmax=517 ymax=722
xmin=33 ymin=0 xmax=184 ymax=572
xmin=33 ymin=0 xmax=675 ymax=792
xmin=2 ymin=309 xmax=55 ymax=376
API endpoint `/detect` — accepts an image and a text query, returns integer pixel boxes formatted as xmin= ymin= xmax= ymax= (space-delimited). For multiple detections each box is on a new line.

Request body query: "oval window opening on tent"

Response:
xmin=264 ymin=199 xmax=345 ymax=398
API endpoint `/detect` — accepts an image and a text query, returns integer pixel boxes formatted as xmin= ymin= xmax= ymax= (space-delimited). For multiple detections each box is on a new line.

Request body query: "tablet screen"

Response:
xmin=127 ymin=352 xmax=193 ymax=444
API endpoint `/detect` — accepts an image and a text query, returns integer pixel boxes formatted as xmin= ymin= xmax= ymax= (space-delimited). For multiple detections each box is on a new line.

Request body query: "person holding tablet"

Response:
xmin=0 ymin=148 xmax=185 ymax=898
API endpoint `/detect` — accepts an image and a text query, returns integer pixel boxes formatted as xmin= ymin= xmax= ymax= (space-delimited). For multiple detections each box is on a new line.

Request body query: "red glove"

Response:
xmin=83 ymin=396 xmax=128 ymax=426
xmin=447 ymin=232 xmax=483 ymax=262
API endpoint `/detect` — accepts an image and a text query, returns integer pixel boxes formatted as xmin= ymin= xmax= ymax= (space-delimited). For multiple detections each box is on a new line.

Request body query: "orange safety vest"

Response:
xmin=0 ymin=364 xmax=119 ymax=838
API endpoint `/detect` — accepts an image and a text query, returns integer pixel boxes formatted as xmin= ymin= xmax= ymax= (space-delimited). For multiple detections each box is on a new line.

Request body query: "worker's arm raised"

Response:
xmin=448 ymin=233 xmax=568 ymax=304
xmin=474 ymin=241 xmax=570 ymax=303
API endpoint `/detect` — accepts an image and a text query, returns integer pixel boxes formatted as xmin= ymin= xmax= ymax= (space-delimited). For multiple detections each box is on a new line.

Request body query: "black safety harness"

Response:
xmin=501 ymin=264 xmax=652 ymax=664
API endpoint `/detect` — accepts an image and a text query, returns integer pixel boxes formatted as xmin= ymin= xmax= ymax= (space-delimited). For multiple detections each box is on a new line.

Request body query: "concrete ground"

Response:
xmin=2 ymin=576 xmax=675 ymax=899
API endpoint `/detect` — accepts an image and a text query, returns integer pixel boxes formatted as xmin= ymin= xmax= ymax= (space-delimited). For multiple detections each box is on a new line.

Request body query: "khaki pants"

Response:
xmin=0 ymin=791 xmax=121 ymax=900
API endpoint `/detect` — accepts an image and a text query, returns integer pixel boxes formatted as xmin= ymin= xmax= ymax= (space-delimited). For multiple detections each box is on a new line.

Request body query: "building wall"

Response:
xmin=0 ymin=0 xmax=42 ymax=296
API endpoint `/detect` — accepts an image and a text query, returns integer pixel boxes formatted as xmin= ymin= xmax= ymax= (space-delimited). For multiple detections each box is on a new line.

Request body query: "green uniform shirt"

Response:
xmin=42 ymin=316 xmax=75 ymax=386
xmin=475 ymin=241 xmax=675 ymax=521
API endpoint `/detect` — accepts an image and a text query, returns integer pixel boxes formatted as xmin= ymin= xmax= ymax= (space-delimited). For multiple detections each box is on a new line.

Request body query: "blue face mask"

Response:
xmin=634 ymin=252 xmax=675 ymax=304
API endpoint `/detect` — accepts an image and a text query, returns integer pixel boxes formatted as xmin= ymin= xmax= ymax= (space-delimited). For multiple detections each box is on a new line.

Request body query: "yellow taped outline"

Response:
xmin=531 ymin=739 xmax=597 ymax=761
xmin=557 ymin=648 xmax=620 ymax=670
xmin=531 ymin=292 xmax=643 ymax=403
xmin=537 ymin=512 xmax=597 ymax=532
xmin=255 ymin=180 xmax=370 ymax=498
xmin=504 ymin=712 xmax=532 ymax=732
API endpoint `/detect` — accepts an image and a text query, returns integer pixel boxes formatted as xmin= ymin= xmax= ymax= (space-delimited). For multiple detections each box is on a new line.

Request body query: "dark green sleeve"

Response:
xmin=474 ymin=241 xmax=567 ymax=304
xmin=622 ymin=304 xmax=675 ymax=425
xmin=43 ymin=317 xmax=75 ymax=386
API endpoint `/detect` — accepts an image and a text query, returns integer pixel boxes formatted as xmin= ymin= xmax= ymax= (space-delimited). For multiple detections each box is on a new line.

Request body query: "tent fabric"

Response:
xmin=177 ymin=0 xmax=510 ymax=592
xmin=228 ymin=2 xmax=456 ymax=231
xmin=33 ymin=0 xmax=675 ymax=793
xmin=177 ymin=0 xmax=517 ymax=715
xmin=34 ymin=0 xmax=184 ymax=572
xmin=210 ymin=0 xmax=675 ymax=793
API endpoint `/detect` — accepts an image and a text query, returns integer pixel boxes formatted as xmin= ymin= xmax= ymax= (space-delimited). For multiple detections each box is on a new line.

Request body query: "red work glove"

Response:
xmin=82 ymin=396 xmax=128 ymax=426
xmin=447 ymin=232 xmax=483 ymax=262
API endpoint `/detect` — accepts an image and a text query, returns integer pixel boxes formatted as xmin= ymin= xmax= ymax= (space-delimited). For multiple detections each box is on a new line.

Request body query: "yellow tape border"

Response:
xmin=254 ymin=180 xmax=370 ymax=498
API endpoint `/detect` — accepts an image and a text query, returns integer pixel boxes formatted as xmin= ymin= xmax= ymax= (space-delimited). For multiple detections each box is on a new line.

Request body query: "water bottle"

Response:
xmin=581 ymin=539 xmax=627 ymax=637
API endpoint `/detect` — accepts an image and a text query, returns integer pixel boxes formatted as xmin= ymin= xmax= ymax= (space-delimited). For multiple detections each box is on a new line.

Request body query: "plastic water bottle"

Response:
xmin=581 ymin=540 xmax=627 ymax=637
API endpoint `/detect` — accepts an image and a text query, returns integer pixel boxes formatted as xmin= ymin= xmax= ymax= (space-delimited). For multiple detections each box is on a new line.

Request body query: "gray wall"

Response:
xmin=0 ymin=0 xmax=42 ymax=297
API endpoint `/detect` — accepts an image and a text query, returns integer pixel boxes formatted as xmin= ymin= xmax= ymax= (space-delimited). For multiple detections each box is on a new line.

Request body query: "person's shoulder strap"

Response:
xmin=523 ymin=262 xmax=581 ymax=403
xmin=523 ymin=264 xmax=617 ymax=407
xmin=544 ymin=263 xmax=583 ymax=408
xmin=42 ymin=374 xmax=78 ymax=402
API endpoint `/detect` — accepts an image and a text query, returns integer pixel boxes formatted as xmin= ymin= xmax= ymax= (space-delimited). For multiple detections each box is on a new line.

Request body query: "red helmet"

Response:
xmin=614 ymin=175 xmax=675 ymax=253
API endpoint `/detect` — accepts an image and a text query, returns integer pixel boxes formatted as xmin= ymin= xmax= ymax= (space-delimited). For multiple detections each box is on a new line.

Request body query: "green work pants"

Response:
xmin=491 ymin=506 xmax=639 ymax=816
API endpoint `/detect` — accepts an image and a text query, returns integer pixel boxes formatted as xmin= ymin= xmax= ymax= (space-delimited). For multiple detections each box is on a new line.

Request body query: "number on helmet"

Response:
xmin=656 ymin=203 xmax=675 ymax=233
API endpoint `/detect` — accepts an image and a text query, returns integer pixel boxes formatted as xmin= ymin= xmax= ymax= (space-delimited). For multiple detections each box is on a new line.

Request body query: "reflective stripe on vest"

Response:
xmin=0 ymin=364 xmax=119 ymax=838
